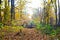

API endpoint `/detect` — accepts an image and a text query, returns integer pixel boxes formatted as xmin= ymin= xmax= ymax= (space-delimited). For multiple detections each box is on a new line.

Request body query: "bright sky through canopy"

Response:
xmin=26 ymin=0 xmax=43 ymax=8
xmin=25 ymin=0 xmax=43 ymax=19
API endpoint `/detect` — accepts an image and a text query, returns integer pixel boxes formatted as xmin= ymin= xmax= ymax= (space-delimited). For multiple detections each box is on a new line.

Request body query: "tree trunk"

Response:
xmin=58 ymin=7 xmax=60 ymax=25
xmin=55 ymin=0 xmax=57 ymax=25
xmin=0 ymin=0 xmax=2 ymax=23
xmin=11 ymin=0 xmax=15 ymax=21
xmin=58 ymin=0 xmax=60 ymax=26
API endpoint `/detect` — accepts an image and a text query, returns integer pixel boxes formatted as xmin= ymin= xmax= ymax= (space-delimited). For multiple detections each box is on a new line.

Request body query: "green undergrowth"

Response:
xmin=36 ymin=23 xmax=56 ymax=36
xmin=0 ymin=26 xmax=23 ymax=37
xmin=35 ymin=23 xmax=60 ymax=39
xmin=0 ymin=26 xmax=23 ymax=32
xmin=0 ymin=23 xmax=3 ymax=28
xmin=0 ymin=25 xmax=24 ymax=40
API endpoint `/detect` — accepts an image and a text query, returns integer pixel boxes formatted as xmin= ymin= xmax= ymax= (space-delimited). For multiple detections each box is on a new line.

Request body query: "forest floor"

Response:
xmin=0 ymin=26 xmax=54 ymax=40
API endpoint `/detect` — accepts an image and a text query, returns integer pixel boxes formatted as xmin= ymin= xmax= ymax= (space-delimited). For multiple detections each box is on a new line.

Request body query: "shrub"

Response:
xmin=56 ymin=27 xmax=60 ymax=34
xmin=0 ymin=23 xmax=3 ymax=28
xmin=36 ymin=23 xmax=56 ymax=36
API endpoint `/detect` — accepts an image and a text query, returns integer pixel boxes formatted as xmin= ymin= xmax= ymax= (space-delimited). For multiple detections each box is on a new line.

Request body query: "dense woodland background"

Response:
xmin=0 ymin=0 xmax=60 ymax=26
xmin=0 ymin=0 xmax=60 ymax=40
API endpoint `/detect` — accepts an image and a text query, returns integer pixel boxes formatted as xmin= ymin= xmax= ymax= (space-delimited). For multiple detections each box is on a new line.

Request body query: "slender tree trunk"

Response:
xmin=58 ymin=6 xmax=60 ymax=25
xmin=8 ymin=0 xmax=10 ymax=6
xmin=58 ymin=0 xmax=60 ymax=22
xmin=0 ymin=0 xmax=2 ymax=23
xmin=55 ymin=0 xmax=57 ymax=25
xmin=11 ymin=0 xmax=15 ymax=21
xmin=58 ymin=0 xmax=60 ymax=26
xmin=43 ymin=0 xmax=46 ymax=24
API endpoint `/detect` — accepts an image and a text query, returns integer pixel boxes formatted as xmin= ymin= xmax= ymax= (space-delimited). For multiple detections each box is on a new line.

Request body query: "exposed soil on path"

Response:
xmin=0 ymin=28 xmax=49 ymax=40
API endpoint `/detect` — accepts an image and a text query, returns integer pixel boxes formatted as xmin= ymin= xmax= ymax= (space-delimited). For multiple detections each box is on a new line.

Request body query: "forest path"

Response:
xmin=1 ymin=28 xmax=49 ymax=40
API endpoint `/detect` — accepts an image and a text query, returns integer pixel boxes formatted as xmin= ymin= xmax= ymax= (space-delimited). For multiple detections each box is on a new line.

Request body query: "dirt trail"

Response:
xmin=1 ymin=28 xmax=49 ymax=40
